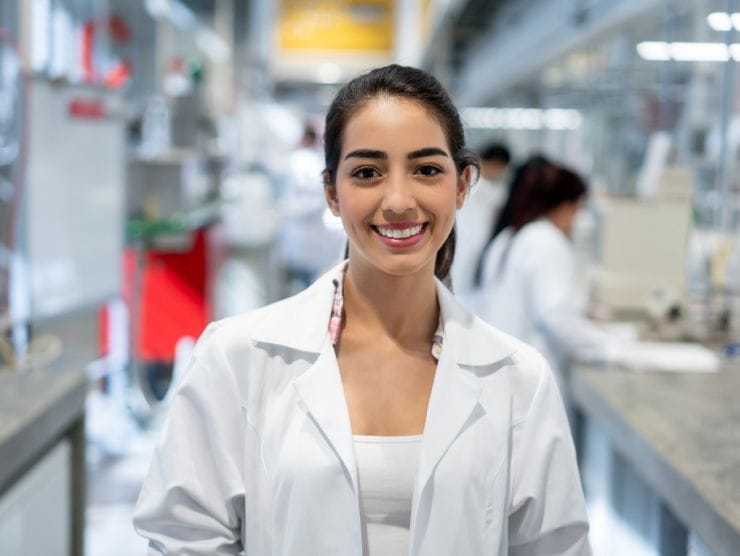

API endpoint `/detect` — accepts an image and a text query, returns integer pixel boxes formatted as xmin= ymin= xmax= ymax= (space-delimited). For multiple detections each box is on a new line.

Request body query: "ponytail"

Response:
xmin=435 ymin=226 xmax=456 ymax=285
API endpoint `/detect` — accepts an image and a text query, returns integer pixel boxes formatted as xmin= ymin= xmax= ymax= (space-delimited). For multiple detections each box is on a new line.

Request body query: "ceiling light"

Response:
xmin=636 ymin=41 xmax=670 ymax=61
xmin=460 ymin=107 xmax=583 ymax=130
xmin=670 ymin=42 xmax=729 ymax=62
xmin=636 ymin=41 xmax=738 ymax=62
xmin=707 ymin=12 xmax=733 ymax=31
xmin=707 ymin=11 xmax=740 ymax=31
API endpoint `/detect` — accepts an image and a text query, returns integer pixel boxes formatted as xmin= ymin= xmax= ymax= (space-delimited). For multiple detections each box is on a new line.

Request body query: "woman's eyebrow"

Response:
xmin=408 ymin=147 xmax=449 ymax=159
xmin=344 ymin=149 xmax=387 ymax=160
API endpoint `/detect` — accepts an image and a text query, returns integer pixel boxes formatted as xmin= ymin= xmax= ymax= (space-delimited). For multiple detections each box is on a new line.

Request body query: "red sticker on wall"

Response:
xmin=68 ymin=98 xmax=107 ymax=119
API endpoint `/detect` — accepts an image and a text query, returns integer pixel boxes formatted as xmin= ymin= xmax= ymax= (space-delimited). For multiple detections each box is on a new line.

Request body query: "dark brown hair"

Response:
xmin=505 ymin=160 xmax=587 ymax=232
xmin=322 ymin=64 xmax=478 ymax=282
xmin=474 ymin=156 xmax=588 ymax=285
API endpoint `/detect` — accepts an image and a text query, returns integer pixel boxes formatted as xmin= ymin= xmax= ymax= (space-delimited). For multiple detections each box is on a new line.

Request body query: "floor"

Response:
xmin=85 ymin=390 xmax=157 ymax=556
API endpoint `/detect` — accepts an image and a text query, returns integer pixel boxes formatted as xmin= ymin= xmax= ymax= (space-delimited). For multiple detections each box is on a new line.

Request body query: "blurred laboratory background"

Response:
xmin=0 ymin=0 xmax=739 ymax=555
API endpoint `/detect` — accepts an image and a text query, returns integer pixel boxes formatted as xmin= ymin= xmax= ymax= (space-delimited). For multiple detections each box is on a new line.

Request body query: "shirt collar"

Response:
xmin=328 ymin=264 xmax=444 ymax=360
xmin=250 ymin=262 xmax=518 ymax=367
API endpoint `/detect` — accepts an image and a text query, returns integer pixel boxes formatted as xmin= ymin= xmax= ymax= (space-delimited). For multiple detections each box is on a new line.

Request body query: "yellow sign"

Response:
xmin=278 ymin=0 xmax=395 ymax=53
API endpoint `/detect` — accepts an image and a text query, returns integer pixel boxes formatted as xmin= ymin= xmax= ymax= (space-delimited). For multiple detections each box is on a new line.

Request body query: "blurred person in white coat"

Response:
xmin=278 ymin=124 xmax=345 ymax=290
xmin=134 ymin=66 xmax=590 ymax=555
xmin=451 ymin=143 xmax=511 ymax=298
xmin=477 ymin=158 xmax=624 ymax=388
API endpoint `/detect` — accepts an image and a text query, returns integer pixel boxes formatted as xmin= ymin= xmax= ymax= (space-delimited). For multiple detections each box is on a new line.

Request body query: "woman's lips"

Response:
xmin=371 ymin=223 xmax=428 ymax=248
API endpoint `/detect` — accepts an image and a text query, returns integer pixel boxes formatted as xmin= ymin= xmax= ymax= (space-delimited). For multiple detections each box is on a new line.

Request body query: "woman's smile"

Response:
xmin=371 ymin=222 xmax=429 ymax=248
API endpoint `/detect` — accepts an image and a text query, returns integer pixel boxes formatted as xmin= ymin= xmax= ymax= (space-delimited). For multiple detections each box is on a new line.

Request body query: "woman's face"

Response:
xmin=325 ymin=96 xmax=467 ymax=279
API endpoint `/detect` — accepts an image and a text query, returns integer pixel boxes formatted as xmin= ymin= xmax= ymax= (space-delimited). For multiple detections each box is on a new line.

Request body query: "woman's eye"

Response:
xmin=416 ymin=164 xmax=442 ymax=177
xmin=352 ymin=167 xmax=380 ymax=180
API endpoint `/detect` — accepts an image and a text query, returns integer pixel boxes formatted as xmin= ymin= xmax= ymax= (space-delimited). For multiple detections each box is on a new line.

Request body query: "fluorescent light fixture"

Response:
xmin=671 ymin=42 xmax=729 ymax=61
xmin=707 ymin=11 xmax=740 ymax=31
xmin=707 ymin=12 xmax=732 ymax=31
xmin=636 ymin=41 xmax=670 ymax=61
xmin=460 ymin=108 xmax=583 ymax=130
xmin=637 ymin=41 xmax=740 ymax=61
xmin=543 ymin=109 xmax=584 ymax=130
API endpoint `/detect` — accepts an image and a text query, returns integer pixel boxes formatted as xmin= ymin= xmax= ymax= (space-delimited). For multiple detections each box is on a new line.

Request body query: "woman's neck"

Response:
xmin=342 ymin=261 xmax=439 ymax=347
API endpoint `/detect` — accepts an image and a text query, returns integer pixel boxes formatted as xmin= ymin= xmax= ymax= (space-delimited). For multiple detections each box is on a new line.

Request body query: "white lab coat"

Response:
xmin=478 ymin=219 xmax=619 ymax=376
xmin=451 ymin=177 xmax=506 ymax=297
xmin=134 ymin=264 xmax=591 ymax=555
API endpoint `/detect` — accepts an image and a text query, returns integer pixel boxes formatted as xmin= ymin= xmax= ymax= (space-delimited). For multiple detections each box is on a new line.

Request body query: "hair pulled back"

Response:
xmin=505 ymin=159 xmax=587 ymax=232
xmin=323 ymin=64 xmax=479 ymax=282
xmin=473 ymin=156 xmax=588 ymax=286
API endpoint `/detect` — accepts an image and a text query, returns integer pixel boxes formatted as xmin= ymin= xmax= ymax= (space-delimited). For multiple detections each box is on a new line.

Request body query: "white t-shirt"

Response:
xmin=354 ymin=435 xmax=422 ymax=555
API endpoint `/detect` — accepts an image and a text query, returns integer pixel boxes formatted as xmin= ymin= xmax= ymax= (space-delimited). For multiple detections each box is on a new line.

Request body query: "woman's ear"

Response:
xmin=456 ymin=166 xmax=472 ymax=209
xmin=324 ymin=173 xmax=340 ymax=216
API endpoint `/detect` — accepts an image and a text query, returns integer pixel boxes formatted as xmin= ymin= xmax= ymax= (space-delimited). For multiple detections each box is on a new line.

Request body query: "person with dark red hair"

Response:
xmin=477 ymin=157 xmax=624 ymax=389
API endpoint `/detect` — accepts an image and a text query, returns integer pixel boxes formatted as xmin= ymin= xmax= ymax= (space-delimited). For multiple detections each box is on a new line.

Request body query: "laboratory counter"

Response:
xmin=571 ymin=364 xmax=740 ymax=556
xmin=0 ymin=366 xmax=87 ymax=555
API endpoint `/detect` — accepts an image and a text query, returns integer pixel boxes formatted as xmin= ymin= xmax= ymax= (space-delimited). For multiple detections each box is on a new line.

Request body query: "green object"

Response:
xmin=189 ymin=59 xmax=204 ymax=85
xmin=127 ymin=217 xmax=187 ymax=240
xmin=126 ymin=199 xmax=223 ymax=240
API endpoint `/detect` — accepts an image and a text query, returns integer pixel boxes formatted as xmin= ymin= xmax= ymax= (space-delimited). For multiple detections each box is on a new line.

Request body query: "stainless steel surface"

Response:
xmin=572 ymin=365 xmax=740 ymax=556
xmin=0 ymin=366 xmax=87 ymax=555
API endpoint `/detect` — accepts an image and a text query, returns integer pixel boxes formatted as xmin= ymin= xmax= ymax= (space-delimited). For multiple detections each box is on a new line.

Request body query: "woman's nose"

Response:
xmin=381 ymin=175 xmax=417 ymax=216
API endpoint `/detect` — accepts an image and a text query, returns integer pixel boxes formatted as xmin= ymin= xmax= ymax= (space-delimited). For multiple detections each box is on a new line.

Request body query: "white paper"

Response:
xmin=621 ymin=341 xmax=720 ymax=373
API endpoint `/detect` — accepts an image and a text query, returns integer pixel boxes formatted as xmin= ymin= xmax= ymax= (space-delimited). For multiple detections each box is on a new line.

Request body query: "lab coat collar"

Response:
xmin=250 ymin=262 xmax=518 ymax=366
xmin=252 ymin=262 xmax=518 ymax=481
xmin=253 ymin=263 xmax=519 ymax=539
xmin=249 ymin=265 xmax=338 ymax=354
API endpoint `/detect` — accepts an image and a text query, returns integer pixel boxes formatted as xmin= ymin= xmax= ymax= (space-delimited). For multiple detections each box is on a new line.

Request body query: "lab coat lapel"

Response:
xmin=410 ymin=280 xmax=517 ymax=545
xmin=252 ymin=264 xmax=358 ymax=492
xmin=415 ymin=345 xmax=483 ymax=492
xmin=292 ymin=341 xmax=358 ymax=493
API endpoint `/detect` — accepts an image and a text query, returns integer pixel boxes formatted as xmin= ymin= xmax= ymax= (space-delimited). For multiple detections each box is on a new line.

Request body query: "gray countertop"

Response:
xmin=571 ymin=366 xmax=740 ymax=556
xmin=0 ymin=366 xmax=87 ymax=491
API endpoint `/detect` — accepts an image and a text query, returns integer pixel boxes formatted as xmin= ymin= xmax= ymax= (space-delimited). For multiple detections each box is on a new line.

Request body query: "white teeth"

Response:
xmin=376 ymin=224 xmax=423 ymax=239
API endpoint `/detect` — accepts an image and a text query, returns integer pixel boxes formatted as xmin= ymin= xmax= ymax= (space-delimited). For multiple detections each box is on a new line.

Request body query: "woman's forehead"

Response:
xmin=340 ymin=96 xmax=449 ymax=155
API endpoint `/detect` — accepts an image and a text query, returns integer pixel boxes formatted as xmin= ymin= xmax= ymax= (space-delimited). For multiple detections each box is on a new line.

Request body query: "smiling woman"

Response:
xmin=133 ymin=65 xmax=592 ymax=556
xmin=324 ymin=95 xmax=468 ymax=281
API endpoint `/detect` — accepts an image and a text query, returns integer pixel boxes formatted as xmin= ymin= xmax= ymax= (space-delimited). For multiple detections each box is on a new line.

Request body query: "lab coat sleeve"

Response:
xmin=133 ymin=326 xmax=246 ymax=554
xmin=508 ymin=355 xmax=591 ymax=555
xmin=529 ymin=239 xmax=620 ymax=364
